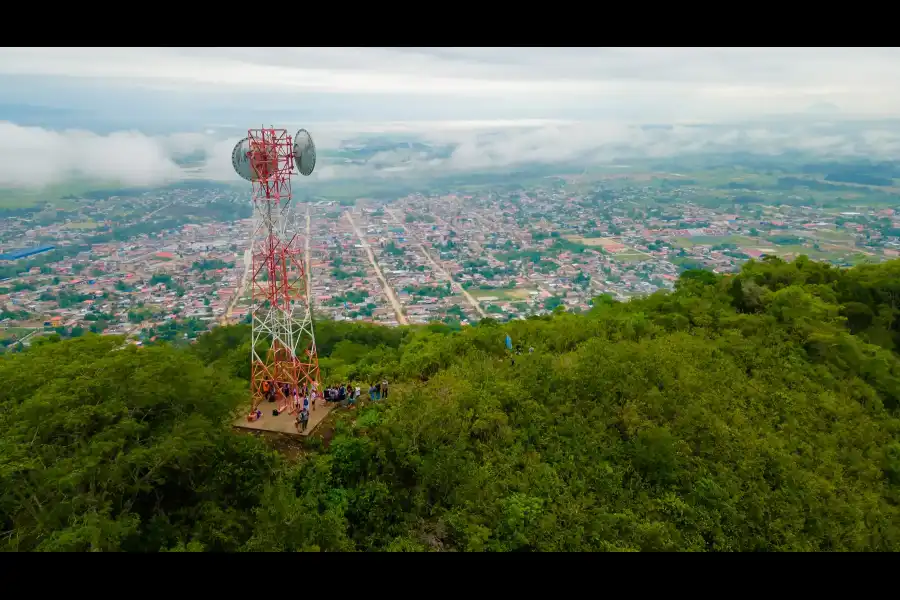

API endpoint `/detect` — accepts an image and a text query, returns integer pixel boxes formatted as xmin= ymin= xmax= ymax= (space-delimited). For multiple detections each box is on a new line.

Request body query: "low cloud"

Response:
xmin=4 ymin=118 xmax=900 ymax=190
xmin=0 ymin=122 xmax=185 ymax=188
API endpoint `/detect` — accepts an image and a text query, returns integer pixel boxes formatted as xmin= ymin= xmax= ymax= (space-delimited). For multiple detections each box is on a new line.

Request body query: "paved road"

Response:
xmin=385 ymin=208 xmax=487 ymax=319
xmin=16 ymin=328 xmax=42 ymax=346
xmin=305 ymin=205 xmax=313 ymax=300
xmin=121 ymin=249 xmax=163 ymax=265
xmin=222 ymin=244 xmax=253 ymax=325
xmin=345 ymin=211 xmax=408 ymax=325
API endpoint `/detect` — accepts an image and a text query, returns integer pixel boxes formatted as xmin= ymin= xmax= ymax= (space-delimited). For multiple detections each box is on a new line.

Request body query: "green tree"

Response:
xmin=0 ymin=335 xmax=279 ymax=551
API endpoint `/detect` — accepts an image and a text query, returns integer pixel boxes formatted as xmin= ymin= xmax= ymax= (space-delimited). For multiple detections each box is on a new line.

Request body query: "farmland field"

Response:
xmin=751 ymin=243 xmax=875 ymax=264
xmin=0 ymin=327 xmax=38 ymax=340
xmin=65 ymin=220 xmax=98 ymax=230
xmin=0 ymin=181 xmax=112 ymax=209
xmin=798 ymin=229 xmax=856 ymax=243
xmin=613 ymin=251 xmax=652 ymax=264
xmin=565 ymin=234 xmax=652 ymax=262
xmin=564 ymin=235 xmax=622 ymax=248
xmin=673 ymin=235 xmax=760 ymax=248
xmin=469 ymin=288 xmax=536 ymax=301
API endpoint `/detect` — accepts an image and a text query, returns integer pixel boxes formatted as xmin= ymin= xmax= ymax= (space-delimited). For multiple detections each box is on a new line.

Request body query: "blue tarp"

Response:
xmin=0 ymin=245 xmax=55 ymax=261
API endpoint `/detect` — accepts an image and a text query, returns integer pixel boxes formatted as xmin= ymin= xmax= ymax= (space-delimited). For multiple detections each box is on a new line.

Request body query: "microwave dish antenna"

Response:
xmin=293 ymin=129 xmax=317 ymax=176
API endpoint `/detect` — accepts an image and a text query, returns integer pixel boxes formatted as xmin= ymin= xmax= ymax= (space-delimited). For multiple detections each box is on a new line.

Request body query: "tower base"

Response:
xmin=233 ymin=401 xmax=334 ymax=437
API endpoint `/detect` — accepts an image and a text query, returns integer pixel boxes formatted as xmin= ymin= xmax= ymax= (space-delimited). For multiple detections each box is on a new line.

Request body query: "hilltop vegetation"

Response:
xmin=2 ymin=256 xmax=900 ymax=551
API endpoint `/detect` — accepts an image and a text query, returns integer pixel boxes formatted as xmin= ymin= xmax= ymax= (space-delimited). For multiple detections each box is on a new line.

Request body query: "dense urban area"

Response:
xmin=2 ymin=171 xmax=900 ymax=351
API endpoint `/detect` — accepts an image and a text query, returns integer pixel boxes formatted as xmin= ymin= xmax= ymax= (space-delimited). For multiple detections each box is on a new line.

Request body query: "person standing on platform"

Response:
xmin=300 ymin=407 xmax=309 ymax=432
xmin=296 ymin=407 xmax=309 ymax=432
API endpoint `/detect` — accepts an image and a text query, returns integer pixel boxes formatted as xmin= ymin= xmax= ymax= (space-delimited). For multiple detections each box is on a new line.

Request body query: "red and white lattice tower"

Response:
xmin=231 ymin=127 xmax=319 ymax=415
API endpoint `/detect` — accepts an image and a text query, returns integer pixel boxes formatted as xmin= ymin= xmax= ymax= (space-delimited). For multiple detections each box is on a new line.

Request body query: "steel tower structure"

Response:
xmin=232 ymin=127 xmax=319 ymax=415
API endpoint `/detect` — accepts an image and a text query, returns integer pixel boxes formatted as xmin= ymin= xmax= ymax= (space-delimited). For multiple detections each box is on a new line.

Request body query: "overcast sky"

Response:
xmin=2 ymin=47 xmax=900 ymax=188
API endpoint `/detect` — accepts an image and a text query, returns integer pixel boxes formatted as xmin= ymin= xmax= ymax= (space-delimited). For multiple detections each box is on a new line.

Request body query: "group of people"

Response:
xmin=323 ymin=383 xmax=359 ymax=408
xmin=296 ymin=380 xmax=389 ymax=431
xmin=510 ymin=346 xmax=535 ymax=366
xmin=253 ymin=378 xmax=392 ymax=432
xmin=368 ymin=380 xmax=389 ymax=401
xmin=255 ymin=380 xmax=318 ymax=430
xmin=261 ymin=380 xmax=318 ymax=410
xmin=321 ymin=380 xmax=390 ymax=408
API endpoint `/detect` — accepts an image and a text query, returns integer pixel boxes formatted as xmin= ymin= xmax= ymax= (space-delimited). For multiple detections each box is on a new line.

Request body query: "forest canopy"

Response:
xmin=2 ymin=255 xmax=900 ymax=551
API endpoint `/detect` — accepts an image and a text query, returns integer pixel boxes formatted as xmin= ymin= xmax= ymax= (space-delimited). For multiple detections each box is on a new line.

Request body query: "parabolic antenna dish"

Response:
xmin=232 ymin=138 xmax=254 ymax=181
xmin=293 ymin=129 xmax=316 ymax=176
xmin=232 ymin=137 xmax=279 ymax=181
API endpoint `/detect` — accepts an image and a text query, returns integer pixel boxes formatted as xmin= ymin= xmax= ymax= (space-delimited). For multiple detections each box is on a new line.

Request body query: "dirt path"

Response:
xmin=141 ymin=201 xmax=174 ymax=222
xmin=386 ymin=208 xmax=487 ymax=319
xmin=17 ymin=328 xmax=42 ymax=345
xmin=345 ymin=211 xmax=408 ymax=325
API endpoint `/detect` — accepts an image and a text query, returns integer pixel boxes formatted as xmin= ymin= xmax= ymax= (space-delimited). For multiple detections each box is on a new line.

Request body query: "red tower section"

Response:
xmin=246 ymin=128 xmax=320 ymax=415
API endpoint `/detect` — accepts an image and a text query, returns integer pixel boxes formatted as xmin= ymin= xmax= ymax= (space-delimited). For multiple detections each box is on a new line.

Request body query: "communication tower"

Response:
xmin=231 ymin=128 xmax=319 ymax=416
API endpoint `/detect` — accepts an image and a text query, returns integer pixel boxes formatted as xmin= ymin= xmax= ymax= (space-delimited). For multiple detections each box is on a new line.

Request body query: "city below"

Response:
xmin=1 ymin=176 xmax=898 ymax=351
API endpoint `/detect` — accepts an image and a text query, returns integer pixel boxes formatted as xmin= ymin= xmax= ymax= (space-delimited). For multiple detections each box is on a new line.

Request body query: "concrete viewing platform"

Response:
xmin=233 ymin=399 xmax=333 ymax=437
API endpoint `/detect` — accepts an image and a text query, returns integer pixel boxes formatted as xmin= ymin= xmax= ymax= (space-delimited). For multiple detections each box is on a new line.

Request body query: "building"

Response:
xmin=0 ymin=245 xmax=56 ymax=261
